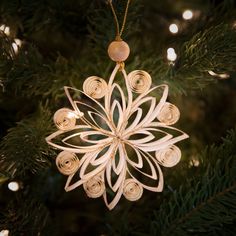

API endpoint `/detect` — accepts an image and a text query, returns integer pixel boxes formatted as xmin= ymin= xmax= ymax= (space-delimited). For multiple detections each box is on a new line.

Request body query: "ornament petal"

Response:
xmin=103 ymin=166 xmax=126 ymax=210
xmin=110 ymin=99 xmax=124 ymax=131
xmin=125 ymin=146 xmax=143 ymax=168
xmin=136 ymin=123 xmax=189 ymax=152
xmin=105 ymin=143 xmax=126 ymax=191
xmin=64 ymin=86 xmax=109 ymax=119
xmin=79 ymin=143 xmax=116 ymax=180
xmin=122 ymin=108 xmax=142 ymax=135
xmin=46 ymin=126 xmax=112 ymax=153
xmin=111 ymin=143 xmax=126 ymax=175
xmin=125 ymin=96 xmax=157 ymax=133
xmin=125 ymin=144 xmax=163 ymax=192
xmin=64 ymin=152 xmax=91 ymax=191
xmin=127 ymin=130 xmax=155 ymax=144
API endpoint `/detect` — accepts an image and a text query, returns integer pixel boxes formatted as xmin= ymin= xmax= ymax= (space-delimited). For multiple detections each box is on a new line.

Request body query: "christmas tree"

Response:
xmin=0 ymin=0 xmax=236 ymax=235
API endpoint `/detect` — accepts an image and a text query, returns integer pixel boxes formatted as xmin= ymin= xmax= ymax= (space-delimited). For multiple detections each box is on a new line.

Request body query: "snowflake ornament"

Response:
xmin=46 ymin=40 xmax=188 ymax=210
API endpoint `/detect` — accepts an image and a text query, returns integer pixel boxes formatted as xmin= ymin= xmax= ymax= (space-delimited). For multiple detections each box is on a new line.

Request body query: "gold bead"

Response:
xmin=108 ymin=40 xmax=130 ymax=62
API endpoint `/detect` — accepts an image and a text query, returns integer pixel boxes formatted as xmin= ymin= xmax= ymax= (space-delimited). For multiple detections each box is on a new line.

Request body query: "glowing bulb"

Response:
xmin=4 ymin=26 xmax=10 ymax=36
xmin=8 ymin=181 xmax=19 ymax=191
xmin=12 ymin=42 xmax=18 ymax=53
xmin=190 ymin=159 xmax=200 ymax=167
xmin=208 ymin=70 xmax=229 ymax=79
xmin=0 ymin=24 xmax=11 ymax=35
xmin=169 ymin=24 xmax=178 ymax=34
xmin=0 ymin=230 xmax=9 ymax=236
xmin=14 ymin=39 xmax=22 ymax=47
xmin=182 ymin=10 xmax=193 ymax=20
xmin=0 ymin=24 xmax=5 ymax=31
xmin=167 ymin=48 xmax=177 ymax=61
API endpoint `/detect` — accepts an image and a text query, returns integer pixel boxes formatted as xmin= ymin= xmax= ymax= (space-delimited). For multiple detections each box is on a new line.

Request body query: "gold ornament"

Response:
xmin=108 ymin=40 xmax=130 ymax=62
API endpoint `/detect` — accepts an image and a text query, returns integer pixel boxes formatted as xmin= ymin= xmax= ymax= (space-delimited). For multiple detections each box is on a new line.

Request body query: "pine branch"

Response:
xmin=131 ymin=23 xmax=236 ymax=95
xmin=0 ymin=105 xmax=55 ymax=177
xmin=0 ymin=195 xmax=49 ymax=236
xmin=152 ymin=129 xmax=236 ymax=236
xmin=0 ymin=31 xmax=15 ymax=76
xmin=179 ymin=23 xmax=236 ymax=74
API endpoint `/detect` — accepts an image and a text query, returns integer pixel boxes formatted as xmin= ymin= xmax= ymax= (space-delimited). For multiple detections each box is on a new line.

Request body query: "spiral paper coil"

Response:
xmin=155 ymin=145 xmax=181 ymax=167
xmin=128 ymin=70 xmax=152 ymax=93
xmin=157 ymin=102 xmax=180 ymax=125
xmin=83 ymin=175 xmax=105 ymax=198
xmin=123 ymin=178 xmax=143 ymax=201
xmin=53 ymin=108 xmax=76 ymax=130
xmin=56 ymin=151 xmax=79 ymax=175
xmin=83 ymin=76 xmax=108 ymax=99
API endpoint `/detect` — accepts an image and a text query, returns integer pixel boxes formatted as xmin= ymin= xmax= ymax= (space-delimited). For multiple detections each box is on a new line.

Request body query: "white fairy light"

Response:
xmin=169 ymin=23 xmax=178 ymax=34
xmin=0 ymin=24 xmax=5 ymax=31
xmin=4 ymin=26 xmax=10 ymax=36
xmin=11 ymin=39 xmax=22 ymax=54
xmin=12 ymin=42 xmax=18 ymax=53
xmin=208 ymin=70 xmax=229 ymax=79
xmin=167 ymin=48 xmax=177 ymax=61
xmin=8 ymin=181 xmax=20 ymax=191
xmin=14 ymin=38 xmax=22 ymax=47
xmin=0 ymin=230 xmax=9 ymax=236
xmin=0 ymin=25 xmax=10 ymax=35
xmin=233 ymin=21 xmax=236 ymax=29
xmin=190 ymin=159 xmax=200 ymax=167
xmin=182 ymin=10 xmax=193 ymax=20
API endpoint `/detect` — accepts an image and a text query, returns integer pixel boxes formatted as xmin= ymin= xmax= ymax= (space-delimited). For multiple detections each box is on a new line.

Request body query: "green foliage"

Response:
xmin=0 ymin=105 xmax=55 ymax=177
xmin=0 ymin=195 xmax=49 ymax=236
xmin=130 ymin=23 xmax=236 ymax=95
xmin=179 ymin=23 xmax=236 ymax=75
xmin=152 ymin=129 xmax=236 ymax=236
xmin=0 ymin=31 xmax=14 ymax=78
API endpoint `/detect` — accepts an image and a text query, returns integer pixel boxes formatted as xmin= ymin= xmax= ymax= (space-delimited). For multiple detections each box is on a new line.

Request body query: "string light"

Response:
xmin=169 ymin=24 xmax=178 ymax=34
xmin=14 ymin=39 xmax=22 ymax=47
xmin=8 ymin=181 xmax=20 ymax=191
xmin=0 ymin=24 xmax=10 ymax=35
xmin=12 ymin=42 xmax=18 ymax=53
xmin=182 ymin=10 xmax=193 ymax=20
xmin=0 ymin=25 xmax=5 ymax=31
xmin=208 ymin=70 xmax=229 ymax=79
xmin=0 ymin=230 xmax=9 ymax=236
xmin=11 ymin=39 xmax=22 ymax=54
xmin=4 ymin=26 xmax=10 ymax=36
xmin=167 ymin=48 xmax=177 ymax=61
xmin=190 ymin=158 xmax=200 ymax=167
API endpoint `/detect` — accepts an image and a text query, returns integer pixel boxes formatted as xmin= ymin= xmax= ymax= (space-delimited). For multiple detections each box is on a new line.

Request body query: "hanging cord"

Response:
xmin=108 ymin=0 xmax=131 ymax=40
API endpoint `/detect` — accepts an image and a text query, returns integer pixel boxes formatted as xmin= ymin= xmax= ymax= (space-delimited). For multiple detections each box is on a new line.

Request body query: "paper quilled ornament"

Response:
xmin=46 ymin=0 xmax=188 ymax=210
